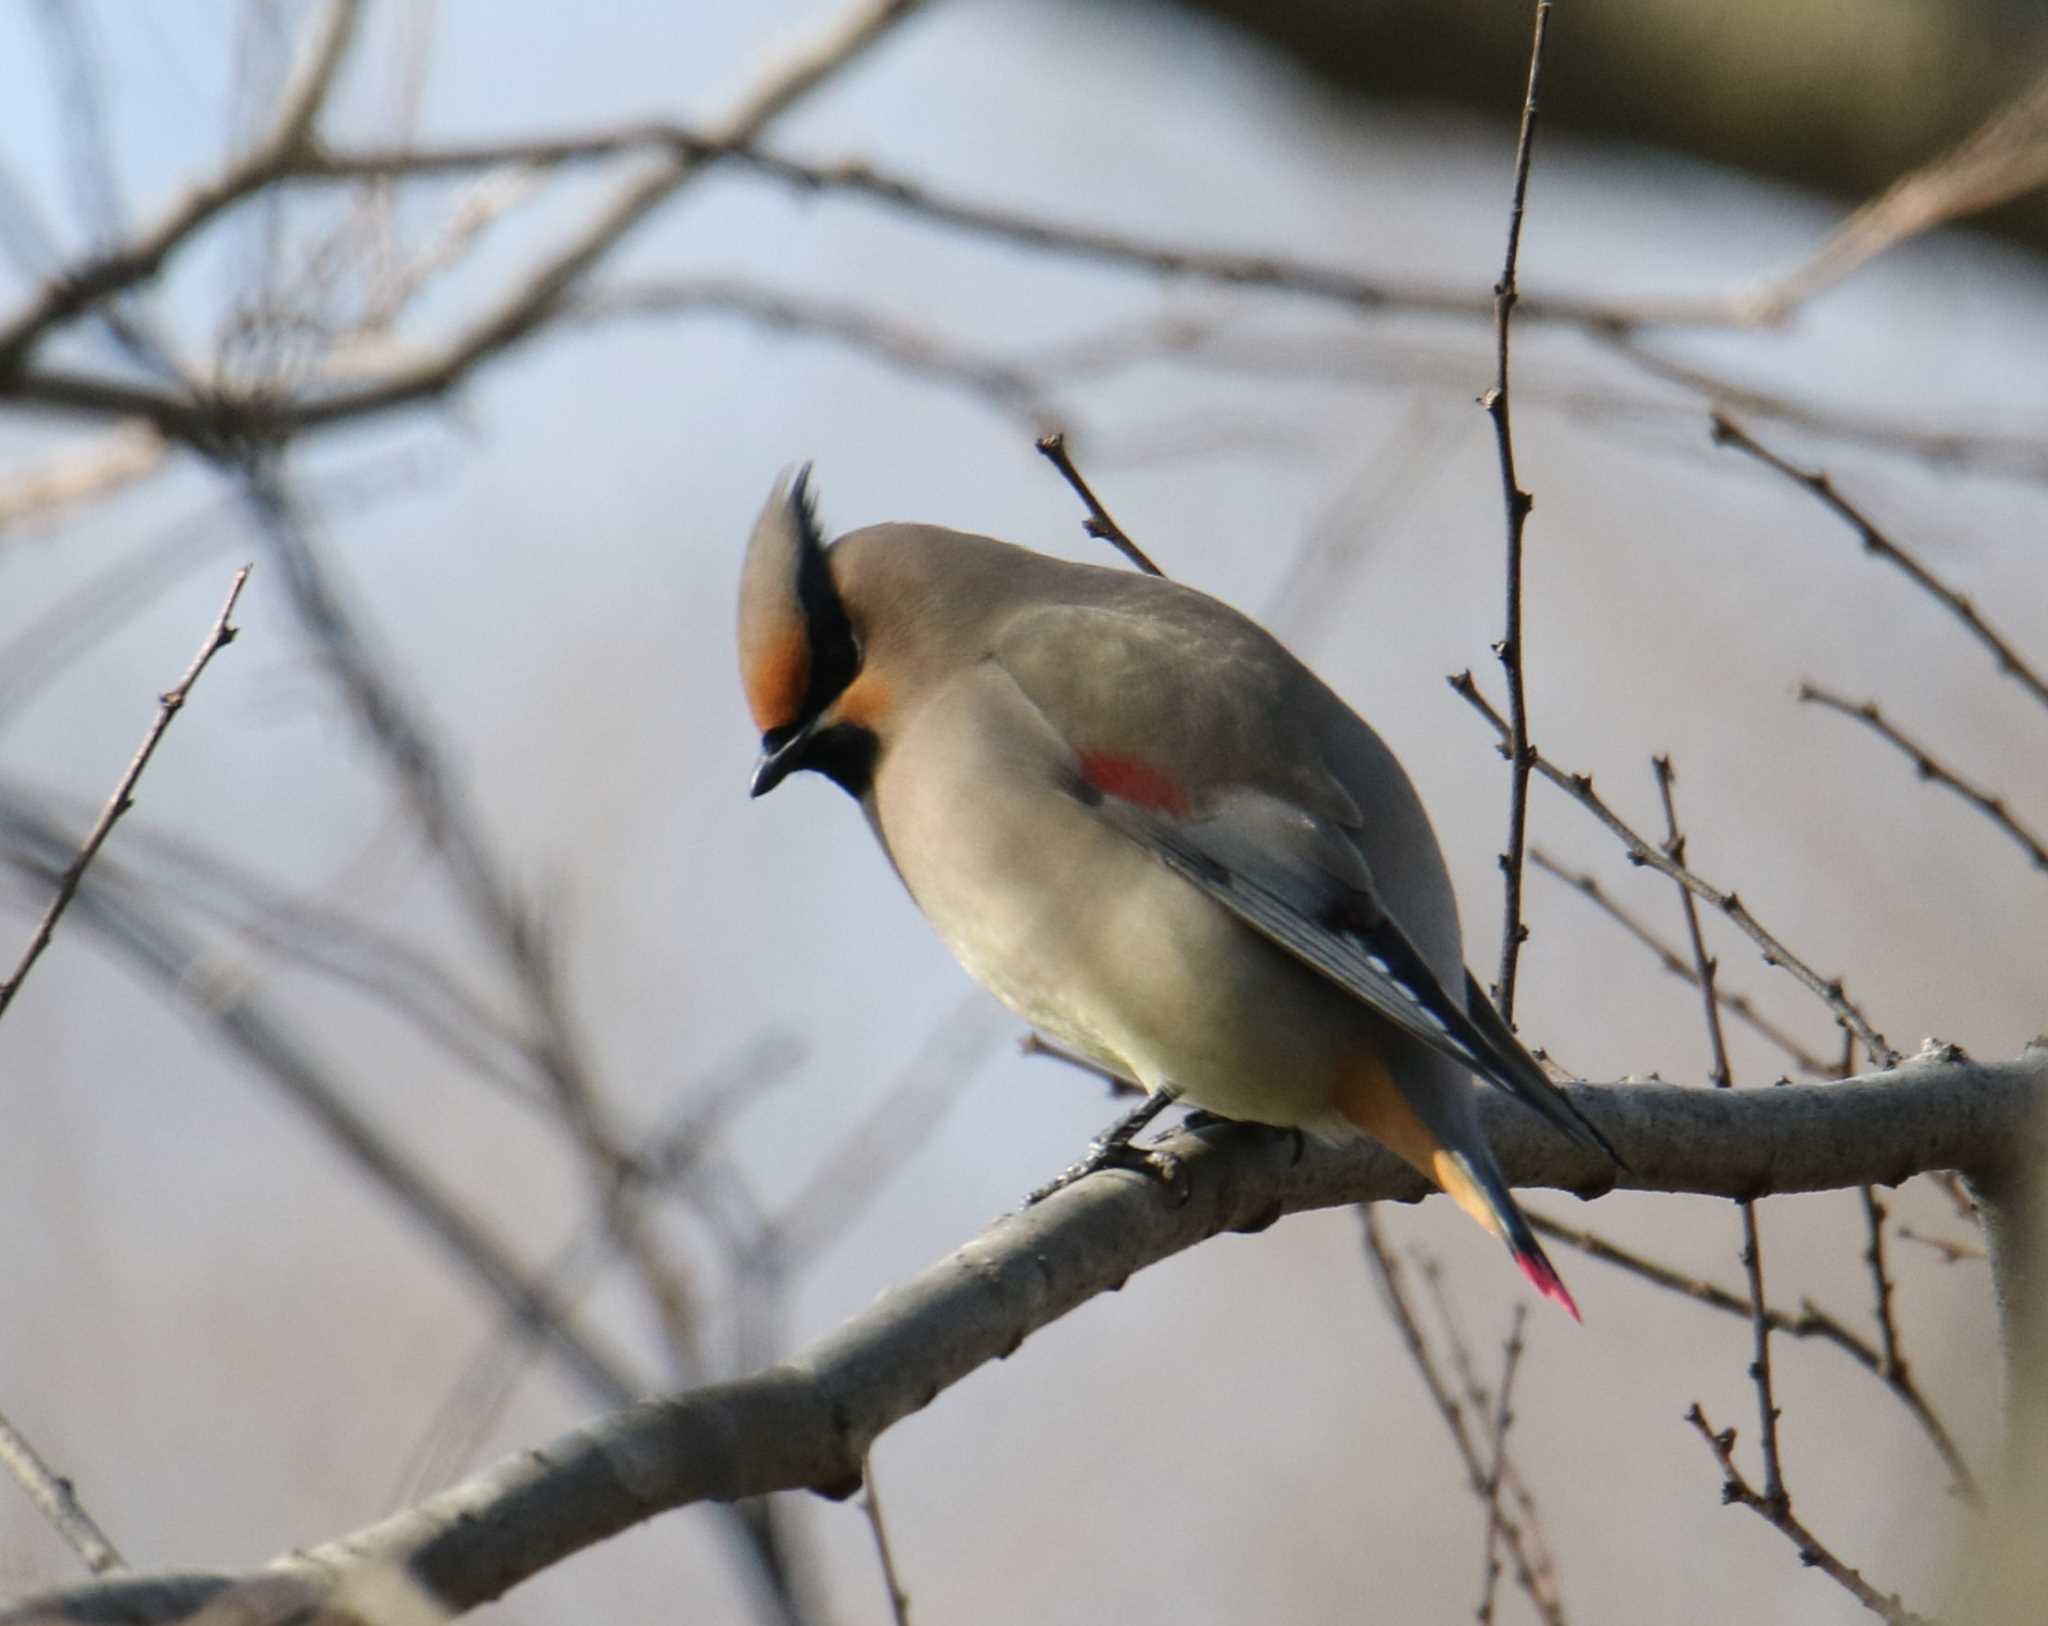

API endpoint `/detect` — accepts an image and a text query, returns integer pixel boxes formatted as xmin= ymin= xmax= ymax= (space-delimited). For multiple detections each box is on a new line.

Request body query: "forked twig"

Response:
xmin=1034 ymin=432 xmax=1163 ymax=575
xmin=1685 ymin=1404 xmax=1933 ymax=1625
xmin=1451 ymin=672 xmax=1898 ymax=1066
xmin=1715 ymin=414 xmax=2048 ymax=713
xmin=1655 ymin=758 xmax=1783 ymax=1509
xmin=0 ymin=566 xmax=249 ymax=1023
xmin=1528 ymin=1210 xmax=1980 ymax=1504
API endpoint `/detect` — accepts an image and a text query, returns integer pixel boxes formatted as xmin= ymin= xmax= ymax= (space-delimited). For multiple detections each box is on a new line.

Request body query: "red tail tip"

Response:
xmin=1515 ymin=1247 xmax=1583 ymax=1323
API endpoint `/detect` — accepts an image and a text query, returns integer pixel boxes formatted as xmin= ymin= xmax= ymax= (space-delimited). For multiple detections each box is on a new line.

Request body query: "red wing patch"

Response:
xmin=1077 ymin=751 xmax=1192 ymax=817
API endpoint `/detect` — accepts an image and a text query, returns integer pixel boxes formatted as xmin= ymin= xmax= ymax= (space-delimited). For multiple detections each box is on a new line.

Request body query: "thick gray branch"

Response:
xmin=3 ymin=1044 xmax=2040 ymax=1626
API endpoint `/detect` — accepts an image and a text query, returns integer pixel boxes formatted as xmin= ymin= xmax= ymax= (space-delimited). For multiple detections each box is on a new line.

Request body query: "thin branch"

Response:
xmin=4 ymin=1047 xmax=2042 ymax=1626
xmin=1482 ymin=0 xmax=1551 ymax=1022
xmin=1895 ymin=1225 xmax=1984 ymax=1265
xmin=568 ymin=278 xmax=1061 ymax=433
xmin=1478 ymin=1305 xmax=1530 ymax=1626
xmin=1530 ymin=847 xmax=1834 ymax=1073
xmin=1655 ymin=757 xmax=1784 ymax=1509
xmin=1452 ymin=672 xmax=1899 ymax=1066
xmin=1860 ymin=1186 xmax=1906 ymax=1381
xmin=1413 ymin=1256 xmax=1562 ymax=1619
xmin=1585 ymin=326 xmax=2048 ymax=484
xmin=859 ymin=1453 xmax=912 ymax=1626
xmin=0 ymin=1405 xmax=124 ymax=1575
xmin=1736 ymin=70 xmax=2048 ymax=325
xmin=0 ymin=423 xmax=167 ymax=538
xmin=1361 ymin=1213 xmax=1565 ymax=1626
xmin=1685 ymin=1404 xmax=1932 ymax=1626
xmin=287 ymin=132 xmax=1731 ymax=336
xmin=1714 ymin=414 xmax=2048 ymax=713
xmin=1018 ymin=1031 xmax=1143 ymax=1096
xmin=1797 ymin=683 xmax=2048 ymax=873
xmin=0 ymin=565 xmax=248 ymax=1024
xmin=1033 ymin=432 xmax=1163 ymax=575
xmin=1529 ymin=1210 xmax=1980 ymax=1504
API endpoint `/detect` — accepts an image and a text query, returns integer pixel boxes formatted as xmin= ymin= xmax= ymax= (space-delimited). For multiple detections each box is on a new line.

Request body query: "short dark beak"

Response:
xmin=751 ymin=716 xmax=819 ymax=797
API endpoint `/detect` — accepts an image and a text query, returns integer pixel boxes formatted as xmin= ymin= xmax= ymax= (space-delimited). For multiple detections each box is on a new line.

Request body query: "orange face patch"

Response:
xmin=833 ymin=669 xmax=890 ymax=731
xmin=742 ymin=628 xmax=810 ymax=733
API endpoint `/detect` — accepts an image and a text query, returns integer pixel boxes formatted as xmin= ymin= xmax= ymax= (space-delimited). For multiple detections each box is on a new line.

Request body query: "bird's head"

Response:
xmin=737 ymin=466 xmax=884 ymax=799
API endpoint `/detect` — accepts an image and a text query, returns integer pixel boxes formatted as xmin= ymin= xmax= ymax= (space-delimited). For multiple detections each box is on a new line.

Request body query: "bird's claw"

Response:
xmin=1023 ymin=1136 xmax=1187 ymax=1207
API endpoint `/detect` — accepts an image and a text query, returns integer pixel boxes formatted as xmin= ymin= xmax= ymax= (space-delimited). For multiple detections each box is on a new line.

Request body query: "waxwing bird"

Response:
xmin=739 ymin=468 xmax=1619 ymax=1318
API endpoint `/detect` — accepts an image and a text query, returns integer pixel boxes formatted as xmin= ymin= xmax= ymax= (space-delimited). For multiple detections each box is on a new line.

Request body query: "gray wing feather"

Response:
xmin=1085 ymin=788 xmax=1621 ymax=1163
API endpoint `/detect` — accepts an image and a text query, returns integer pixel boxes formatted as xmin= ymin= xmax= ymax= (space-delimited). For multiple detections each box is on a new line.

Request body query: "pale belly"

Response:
xmin=868 ymin=680 xmax=1375 ymax=1135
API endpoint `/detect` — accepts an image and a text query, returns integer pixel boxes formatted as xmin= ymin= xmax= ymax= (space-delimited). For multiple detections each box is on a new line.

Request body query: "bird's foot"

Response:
xmin=1023 ymin=1089 xmax=1186 ymax=1207
xmin=1022 ymin=1136 xmax=1185 ymax=1207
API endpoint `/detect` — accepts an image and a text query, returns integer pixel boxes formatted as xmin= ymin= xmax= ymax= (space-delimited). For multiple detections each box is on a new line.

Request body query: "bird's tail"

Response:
xmin=1432 ymin=1146 xmax=1581 ymax=1322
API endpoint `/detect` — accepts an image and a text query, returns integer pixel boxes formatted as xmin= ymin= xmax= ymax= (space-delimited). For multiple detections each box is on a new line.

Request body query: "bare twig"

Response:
xmin=1714 ymin=414 xmax=2048 ymax=713
xmin=1685 ymin=1404 xmax=1932 ymax=1625
xmin=1452 ymin=672 xmax=1899 ymax=1066
xmin=0 ymin=565 xmax=248 ymax=1024
xmin=1530 ymin=848 xmax=1834 ymax=1073
xmin=1585 ymin=327 xmax=2048 ymax=483
xmin=860 ymin=1453 xmax=912 ymax=1626
xmin=1861 ymin=1186 xmax=1905 ymax=1381
xmin=0 ymin=424 xmax=166 ymax=537
xmin=1413 ymin=1258 xmax=1558 ymax=1616
xmin=1530 ymin=1211 xmax=1980 ymax=1503
xmin=1895 ymin=1225 xmax=1985 ymax=1265
xmin=0 ymin=1405 xmax=124 ymax=1575
xmin=1478 ymin=1305 xmax=1530 ymax=1625
xmin=1018 ymin=1031 xmax=1142 ymax=1096
xmin=296 ymin=131 xmax=1726 ymax=330
xmin=1797 ymin=683 xmax=2048 ymax=873
xmin=1362 ymin=1213 xmax=1566 ymax=1625
xmin=1655 ymin=757 xmax=1783 ymax=1509
xmin=1482 ymin=0 xmax=1551 ymax=1022
xmin=569 ymin=278 xmax=1061 ymax=433
xmin=1737 ymin=70 xmax=2048 ymax=325
xmin=1033 ymin=432 xmax=1163 ymax=575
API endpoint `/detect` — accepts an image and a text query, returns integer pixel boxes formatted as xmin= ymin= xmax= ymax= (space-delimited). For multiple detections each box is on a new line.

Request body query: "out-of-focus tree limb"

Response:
xmin=1 ymin=1044 xmax=2040 ymax=1626
xmin=1163 ymin=0 xmax=2048 ymax=253
xmin=0 ymin=0 xmax=360 ymax=374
